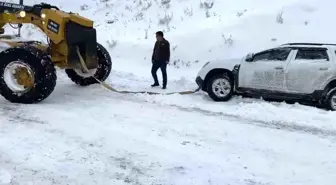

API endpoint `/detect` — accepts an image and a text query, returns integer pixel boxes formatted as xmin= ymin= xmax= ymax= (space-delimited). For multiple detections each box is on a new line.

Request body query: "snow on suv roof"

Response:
xmin=280 ymin=43 xmax=336 ymax=48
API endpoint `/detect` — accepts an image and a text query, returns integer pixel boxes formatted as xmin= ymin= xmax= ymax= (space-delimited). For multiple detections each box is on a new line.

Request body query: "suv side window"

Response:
xmin=295 ymin=48 xmax=329 ymax=61
xmin=252 ymin=48 xmax=291 ymax=62
xmin=252 ymin=50 xmax=271 ymax=61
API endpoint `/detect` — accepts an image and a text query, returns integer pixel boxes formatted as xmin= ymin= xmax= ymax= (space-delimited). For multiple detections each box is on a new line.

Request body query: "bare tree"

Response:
xmin=276 ymin=10 xmax=284 ymax=24
xmin=158 ymin=12 xmax=173 ymax=31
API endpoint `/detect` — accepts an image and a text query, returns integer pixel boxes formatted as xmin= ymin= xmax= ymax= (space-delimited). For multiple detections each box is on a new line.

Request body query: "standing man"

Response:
xmin=151 ymin=31 xmax=170 ymax=89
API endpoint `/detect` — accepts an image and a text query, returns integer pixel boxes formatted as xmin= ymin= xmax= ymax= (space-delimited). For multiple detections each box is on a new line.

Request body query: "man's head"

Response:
xmin=156 ymin=31 xmax=164 ymax=41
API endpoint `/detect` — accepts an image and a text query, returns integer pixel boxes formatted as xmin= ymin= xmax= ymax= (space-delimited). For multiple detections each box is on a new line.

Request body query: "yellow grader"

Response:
xmin=0 ymin=1 xmax=112 ymax=103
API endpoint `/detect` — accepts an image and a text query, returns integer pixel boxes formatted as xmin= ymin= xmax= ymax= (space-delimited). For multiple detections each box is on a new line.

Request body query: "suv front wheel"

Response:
xmin=206 ymin=73 xmax=233 ymax=101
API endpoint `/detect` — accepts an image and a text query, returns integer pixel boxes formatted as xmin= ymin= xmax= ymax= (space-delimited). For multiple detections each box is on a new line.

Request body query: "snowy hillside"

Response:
xmin=1 ymin=0 xmax=336 ymax=184
xmin=4 ymin=0 xmax=336 ymax=70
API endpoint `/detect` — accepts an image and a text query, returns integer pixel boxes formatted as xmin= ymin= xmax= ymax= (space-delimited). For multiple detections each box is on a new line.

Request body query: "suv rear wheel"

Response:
xmin=325 ymin=88 xmax=336 ymax=111
xmin=206 ymin=73 xmax=233 ymax=101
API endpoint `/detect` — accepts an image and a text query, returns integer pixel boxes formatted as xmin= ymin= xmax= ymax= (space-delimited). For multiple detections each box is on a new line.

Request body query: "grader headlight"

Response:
xmin=18 ymin=11 xmax=26 ymax=18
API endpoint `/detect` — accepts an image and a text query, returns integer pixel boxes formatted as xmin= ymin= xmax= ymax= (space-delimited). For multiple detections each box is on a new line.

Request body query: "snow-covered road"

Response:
xmin=1 ymin=71 xmax=336 ymax=185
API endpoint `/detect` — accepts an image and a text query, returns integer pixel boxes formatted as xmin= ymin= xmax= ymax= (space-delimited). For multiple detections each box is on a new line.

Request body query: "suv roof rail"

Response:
xmin=281 ymin=43 xmax=336 ymax=46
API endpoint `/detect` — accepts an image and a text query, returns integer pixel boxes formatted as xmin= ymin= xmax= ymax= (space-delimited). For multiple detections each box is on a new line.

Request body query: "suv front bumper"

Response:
xmin=195 ymin=76 xmax=204 ymax=89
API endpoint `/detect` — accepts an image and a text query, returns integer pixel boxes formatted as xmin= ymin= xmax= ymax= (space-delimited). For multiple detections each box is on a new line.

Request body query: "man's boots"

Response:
xmin=151 ymin=83 xmax=159 ymax=87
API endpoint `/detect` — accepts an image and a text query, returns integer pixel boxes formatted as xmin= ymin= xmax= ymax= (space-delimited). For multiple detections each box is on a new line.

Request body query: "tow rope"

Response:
xmin=76 ymin=47 xmax=201 ymax=95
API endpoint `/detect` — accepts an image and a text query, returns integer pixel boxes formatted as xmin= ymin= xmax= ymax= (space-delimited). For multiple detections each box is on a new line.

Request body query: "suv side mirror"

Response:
xmin=245 ymin=53 xmax=254 ymax=62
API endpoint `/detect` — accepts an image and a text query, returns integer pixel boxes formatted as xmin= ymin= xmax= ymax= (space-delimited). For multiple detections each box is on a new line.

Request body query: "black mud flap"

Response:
xmin=65 ymin=21 xmax=98 ymax=70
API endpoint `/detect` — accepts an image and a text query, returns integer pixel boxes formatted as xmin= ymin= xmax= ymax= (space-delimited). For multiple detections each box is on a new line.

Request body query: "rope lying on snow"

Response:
xmin=76 ymin=47 xmax=201 ymax=95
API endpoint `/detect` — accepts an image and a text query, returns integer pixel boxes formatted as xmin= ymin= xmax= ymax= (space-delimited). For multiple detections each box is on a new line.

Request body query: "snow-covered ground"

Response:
xmin=1 ymin=0 xmax=336 ymax=184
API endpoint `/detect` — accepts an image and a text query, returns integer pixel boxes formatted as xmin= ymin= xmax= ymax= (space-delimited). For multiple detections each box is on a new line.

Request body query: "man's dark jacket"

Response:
xmin=152 ymin=39 xmax=170 ymax=62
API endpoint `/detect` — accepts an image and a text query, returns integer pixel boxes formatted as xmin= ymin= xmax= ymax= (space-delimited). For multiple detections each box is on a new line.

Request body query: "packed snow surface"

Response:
xmin=1 ymin=0 xmax=336 ymax=184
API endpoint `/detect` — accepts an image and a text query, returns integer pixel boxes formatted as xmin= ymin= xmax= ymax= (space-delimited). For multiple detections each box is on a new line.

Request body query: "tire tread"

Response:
xmin=0 ymin=46 xmax=57 ymax=104
xmin=206 ymin=73 xmax=233 ymax=102
xmin=65 ymin=43 xmax=112 ymax=86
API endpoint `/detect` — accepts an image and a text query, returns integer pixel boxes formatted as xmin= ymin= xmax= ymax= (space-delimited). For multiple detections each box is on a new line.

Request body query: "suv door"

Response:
xmin=239 ymin=47 xmax=293 ymax=91
xmin=285 ymin=47 xmax=333 ymax=94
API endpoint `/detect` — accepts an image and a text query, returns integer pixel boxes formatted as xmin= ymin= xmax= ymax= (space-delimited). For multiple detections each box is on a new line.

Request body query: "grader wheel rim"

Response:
xmin=3 ymin=61 xmax=35 ymax=93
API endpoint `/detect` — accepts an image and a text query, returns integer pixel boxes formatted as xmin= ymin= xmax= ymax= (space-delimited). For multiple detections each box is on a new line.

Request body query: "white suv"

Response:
xmin=195 ymin=43 xmax=336 ymax=110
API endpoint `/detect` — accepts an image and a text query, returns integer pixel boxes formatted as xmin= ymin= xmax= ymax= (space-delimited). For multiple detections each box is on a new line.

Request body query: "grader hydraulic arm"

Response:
xmin=0 ymin=1 xmax=112 ymax=104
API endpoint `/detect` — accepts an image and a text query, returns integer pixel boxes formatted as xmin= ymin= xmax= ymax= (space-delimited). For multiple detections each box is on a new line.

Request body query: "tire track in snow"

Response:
xmin=2 ymin=79 xmax=335 ymax=140
xmin=122 ymin=95 xmax=336 ymax=139
xmin=168 ymin=104 xmax=336 ymax=138
xmin=110 ymin=73 xmax=336 ymax=138
xmin=51 ymin=80 xmax=336 ymax=140
xmin=110 ymin=71 xmax=336 ymax=138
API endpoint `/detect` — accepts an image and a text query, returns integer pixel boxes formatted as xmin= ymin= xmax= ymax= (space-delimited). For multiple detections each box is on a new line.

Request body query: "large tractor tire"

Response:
xmin=0 ymin=46 xmax=57 ymax=104
xmin=65 ymin=43 xmax=112 ymax=86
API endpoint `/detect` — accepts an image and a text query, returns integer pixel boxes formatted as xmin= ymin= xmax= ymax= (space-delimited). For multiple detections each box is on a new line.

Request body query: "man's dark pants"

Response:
xmin=151 ymin=60 xmax=167 ymax=87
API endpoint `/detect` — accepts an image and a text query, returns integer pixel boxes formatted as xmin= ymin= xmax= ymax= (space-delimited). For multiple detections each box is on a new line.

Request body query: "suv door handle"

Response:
xmin=319 ymin=67 xmax=328 ymax=70
xmin=275 ymin=66 xmax=283 ymax=70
